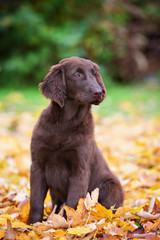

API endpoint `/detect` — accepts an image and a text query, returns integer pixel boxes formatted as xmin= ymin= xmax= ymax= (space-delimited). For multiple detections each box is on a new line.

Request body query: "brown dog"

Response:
xmin=28 ymin=57 xmax=124 ymax=224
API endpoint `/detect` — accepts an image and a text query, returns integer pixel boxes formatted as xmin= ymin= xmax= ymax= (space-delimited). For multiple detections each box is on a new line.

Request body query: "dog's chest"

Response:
xmin=45 ymin=159 xmax=69 ymax=197
xmin=45 ymin=123 xmax=83 ymax=150
xmin=48 ymin=132 xmax=68 ymax=149
xmin=44 ymin=147 xmax=79 ymax=194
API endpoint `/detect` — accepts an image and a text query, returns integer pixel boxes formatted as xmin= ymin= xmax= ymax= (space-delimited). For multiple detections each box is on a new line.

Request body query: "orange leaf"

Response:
xmin=64 ymin=198 xmax=88 ymax=227
xmin=144 ymin=219 xmax=160 ymax=232
xmin=21 ymin=200 xmax=30 ymax=223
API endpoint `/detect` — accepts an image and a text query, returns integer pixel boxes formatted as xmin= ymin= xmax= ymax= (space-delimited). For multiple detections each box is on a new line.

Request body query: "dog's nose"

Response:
xmin=94 ymin=89 xmax=103 ymax=97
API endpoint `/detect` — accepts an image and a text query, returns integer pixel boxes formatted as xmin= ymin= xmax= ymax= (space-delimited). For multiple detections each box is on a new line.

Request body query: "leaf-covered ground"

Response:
xmin=0 ymin=91 xmax=160 ymax=239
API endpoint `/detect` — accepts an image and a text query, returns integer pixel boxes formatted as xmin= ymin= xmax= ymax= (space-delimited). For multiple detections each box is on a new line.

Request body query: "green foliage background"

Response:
xmin=0 ymin=0 xmax=160 ymax=87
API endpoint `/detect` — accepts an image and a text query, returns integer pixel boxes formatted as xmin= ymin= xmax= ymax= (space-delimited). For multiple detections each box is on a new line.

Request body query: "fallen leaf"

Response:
xmin=4 ymin=219 xmax=16 ymax=240
xmin=144 ymin=218 xmax=160 ymax=232
xmin=134 ymin=210 xmax=160 ymax=220
xmin=12 ymin=220 xmax=34 ymax=229
xmin=0 ymin=229 xmax=6 ymax=239
xmin=51 ymin=214 xmax=68 ymax=228
xmin=20 ymin=200 xmax=30 ymax=223
xmin=0 ymin=214 xmax=13 ymax=221
xmin=127 ymin=226 xmax=145 ymax=238
xmin=1 ymin=104 xmax=160 ymax=239
xmin=84 ymin=188 xmax=99 ymax=210
xmin=67 ymin=226 xmax=93 ymax=236
xmin=64 ymin=198 xmax=88 ymax=226
xmin=28 ymin=231 xmax=40 ymax=240
xmin=90 ymin=203 xmax=113 ymax=220
xmin=54 ymin=229 xmax=66 ymax=238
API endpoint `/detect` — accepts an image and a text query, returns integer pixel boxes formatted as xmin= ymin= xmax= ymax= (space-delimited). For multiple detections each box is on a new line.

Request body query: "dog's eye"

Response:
xmin=74 ymin=73 xmax=81 ymax=78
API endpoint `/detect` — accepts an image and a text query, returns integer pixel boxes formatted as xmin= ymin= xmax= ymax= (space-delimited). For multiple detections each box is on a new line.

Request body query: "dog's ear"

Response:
xmin=39 ymin=64 xmax=66 ymax=108
xmin=92 ymin=62 xmax=106 ymax=98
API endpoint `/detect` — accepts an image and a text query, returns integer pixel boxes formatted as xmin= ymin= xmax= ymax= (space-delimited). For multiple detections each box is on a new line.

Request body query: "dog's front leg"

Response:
xmin=66 ymin=168 xmax=89 ymax=209
xmin=28 ymin=162 xmax=48 ymax=224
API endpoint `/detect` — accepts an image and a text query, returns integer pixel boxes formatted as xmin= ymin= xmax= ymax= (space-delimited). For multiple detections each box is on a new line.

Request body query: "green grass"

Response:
xmin=0 ymin=84 xmax=160 ymax=117
xmin=96 ymin=84 xmax=160 ymax=117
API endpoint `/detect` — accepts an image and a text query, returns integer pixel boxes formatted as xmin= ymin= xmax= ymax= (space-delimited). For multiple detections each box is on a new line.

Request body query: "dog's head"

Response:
xmin=39 ymin=57 xmax=106 ymax=108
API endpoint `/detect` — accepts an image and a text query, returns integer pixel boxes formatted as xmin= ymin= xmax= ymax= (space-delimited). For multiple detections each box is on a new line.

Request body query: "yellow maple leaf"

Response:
xmin=91 ymin=203 xmax=113 ymax=220
xmin=12 ymin=220 xmax=35 ymax=229
xmin=67 ymin=226 xmax=93 ymax=236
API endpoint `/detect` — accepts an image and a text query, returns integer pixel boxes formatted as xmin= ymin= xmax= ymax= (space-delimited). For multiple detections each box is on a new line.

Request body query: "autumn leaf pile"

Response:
xmin=0 ymin=93 xmax=160 ymax=239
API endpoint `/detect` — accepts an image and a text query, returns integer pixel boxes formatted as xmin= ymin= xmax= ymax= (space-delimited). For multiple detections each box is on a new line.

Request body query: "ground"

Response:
xmin=0 ymin=85 xmax=160 ymax=239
